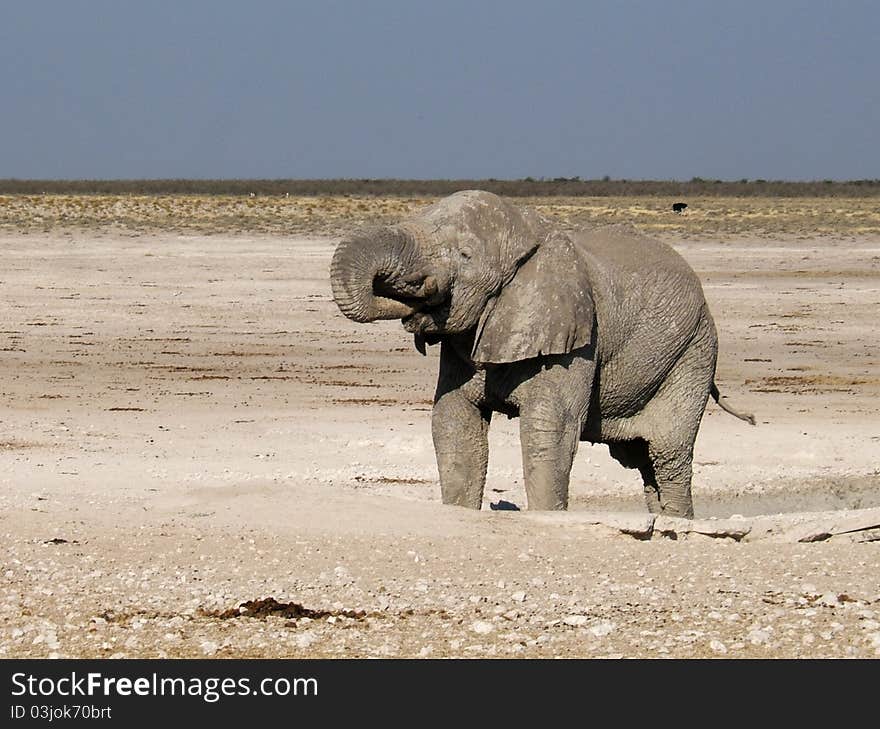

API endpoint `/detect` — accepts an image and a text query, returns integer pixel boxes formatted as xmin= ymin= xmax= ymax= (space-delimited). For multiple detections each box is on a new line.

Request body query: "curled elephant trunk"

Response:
xmin=330 ymin=226 xmax=423 ymax=322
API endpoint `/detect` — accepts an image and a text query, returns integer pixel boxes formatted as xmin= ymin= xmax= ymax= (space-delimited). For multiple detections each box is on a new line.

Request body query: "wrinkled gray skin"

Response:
xmin=330 ymin=191 xmax=755 ymax=518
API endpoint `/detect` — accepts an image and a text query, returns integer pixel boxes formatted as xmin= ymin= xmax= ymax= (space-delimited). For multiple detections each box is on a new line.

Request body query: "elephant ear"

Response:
xmin=471 ymin=233 xmax=595 ymax=365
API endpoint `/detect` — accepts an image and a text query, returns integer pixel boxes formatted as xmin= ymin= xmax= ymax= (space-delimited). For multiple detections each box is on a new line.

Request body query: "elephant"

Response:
xmin=329 ymin=190 xmax=754 ymax=518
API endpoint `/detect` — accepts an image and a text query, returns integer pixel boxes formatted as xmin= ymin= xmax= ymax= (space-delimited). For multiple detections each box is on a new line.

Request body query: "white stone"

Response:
xmin=294 ymin=631 xmax=318 ymax=649
xmin=747 ymin=628 xmax=771 ymax=645
xmin=589 ymin=621 xmax=616 ymax=638
xmin=709 ymin=639 xmax=727 ymax=654
xmin=654 ymin=515 xmax=750 ymax=540
xmin=563 ymin=614 xmax=589 ymax=627
xmin=471 ymin=620 xmax=495 ymax=635
xmin=511 ymin=591 xmax=527 ymax=603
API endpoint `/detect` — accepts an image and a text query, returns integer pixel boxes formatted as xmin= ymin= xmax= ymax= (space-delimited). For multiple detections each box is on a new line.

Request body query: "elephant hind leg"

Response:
xmin=608 ymin=439 xmax=662 ymax=514
xmin=646 ymin=446 xmax=694 ymax=518
xmin=637 ymin=319 xmax=715 ymax=519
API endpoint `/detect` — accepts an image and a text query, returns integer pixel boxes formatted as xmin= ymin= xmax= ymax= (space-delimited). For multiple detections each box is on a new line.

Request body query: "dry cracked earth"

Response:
xmin=1 ymin=197 xmax=879 ymax=659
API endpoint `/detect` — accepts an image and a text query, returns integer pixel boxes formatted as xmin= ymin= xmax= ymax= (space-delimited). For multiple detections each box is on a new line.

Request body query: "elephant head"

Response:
xmin=330 ymin=190 xmax=595 ymax=363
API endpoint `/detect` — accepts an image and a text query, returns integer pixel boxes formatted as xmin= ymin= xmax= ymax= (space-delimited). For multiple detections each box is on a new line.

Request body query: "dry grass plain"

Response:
xmin=1 ymin=193 xmax=879 ymax=659
xmin=3 ymin=193 xmax=880 ymax=239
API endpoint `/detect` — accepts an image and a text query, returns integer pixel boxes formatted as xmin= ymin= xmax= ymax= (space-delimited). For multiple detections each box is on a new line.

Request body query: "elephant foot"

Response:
xmin=525 ymin=494 xmax=568 ymax=511
xmin=522 ymin=460 xmax=570 ymax=510
xmin=659 ymin=501 xmax=694 ymax=519
xmin=644 ymin=448 xmax=695 ymax=519
xmin=439 ymin=483 xmax=484 ymax=510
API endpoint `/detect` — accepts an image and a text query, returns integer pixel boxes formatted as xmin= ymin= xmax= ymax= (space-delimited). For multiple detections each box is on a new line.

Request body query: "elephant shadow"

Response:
xmin=489 ymin=500 xmax=521 ymax=511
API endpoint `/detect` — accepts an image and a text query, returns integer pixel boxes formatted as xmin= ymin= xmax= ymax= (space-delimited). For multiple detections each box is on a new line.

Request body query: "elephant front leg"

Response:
xmin=432 ymin=390 xmax=491 ymax=509
xmin=519 ymin=400 xmax=581 ymax=510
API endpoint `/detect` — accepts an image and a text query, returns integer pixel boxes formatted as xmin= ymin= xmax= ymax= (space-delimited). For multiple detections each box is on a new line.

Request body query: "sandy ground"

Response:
xmin=1 ymin=215 xmax=879 ymax=658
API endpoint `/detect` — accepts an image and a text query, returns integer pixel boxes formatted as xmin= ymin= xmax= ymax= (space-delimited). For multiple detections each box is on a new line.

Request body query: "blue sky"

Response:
xmin=1 ymin=1 xmax=877 ymax=180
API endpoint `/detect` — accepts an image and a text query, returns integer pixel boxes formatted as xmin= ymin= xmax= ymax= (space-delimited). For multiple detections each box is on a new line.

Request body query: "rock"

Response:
xmin=816 ymin=592 xmax=839 ymax=607
xmin=588 ymin=621 xmax=616 ymax=638
xmin=471 ymin=620 xmax=495 ymax=635
xmin=522 ymin=511 xmax=655 ymax=539
xmin=747 ymin=628 xmax=771 ymax=645
xmin=563 ymin=614 xmax=589 ymax=627
xmin=511 ymin=590 xmax=527 ymax=603
xmin=822 ymin=508 xmax=880 ymax=538
xmin=294 ymin=631 xmax=318 ymax=649
xmin=752 ymin=507 xmax=880 ymax=543
xmin=709 ymin=639 xmax=727 ymax=654
xmin=846 ymin=527 xmax=880 ymax=543
xmin=598 ymin=513 xmax=656 ymax=539
xmin=654 ymin=515 xmax=751 ymax=541
xmin=200 ymin=640 xmax=219 ymax=655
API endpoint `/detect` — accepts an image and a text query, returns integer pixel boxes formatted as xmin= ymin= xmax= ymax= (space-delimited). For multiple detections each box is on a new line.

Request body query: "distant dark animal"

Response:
xmin=672 ymin=202 xmax=688 ymax=214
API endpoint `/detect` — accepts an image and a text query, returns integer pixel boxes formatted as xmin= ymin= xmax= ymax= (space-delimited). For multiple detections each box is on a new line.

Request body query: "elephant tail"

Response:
xmin=710 ymin=382 xmax=756 ymax=425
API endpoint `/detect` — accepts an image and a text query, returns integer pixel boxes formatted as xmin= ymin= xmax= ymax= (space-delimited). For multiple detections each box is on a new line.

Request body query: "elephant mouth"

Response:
xmin=375 ymin=273 xmax=449 ymax=334
xmin=401 ymin=303 xmax=449 ymax=334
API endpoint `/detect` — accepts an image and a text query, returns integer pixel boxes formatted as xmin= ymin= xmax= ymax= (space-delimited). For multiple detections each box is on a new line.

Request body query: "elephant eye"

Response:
xmin=459 ymin=246 xmax=473 ymax=261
